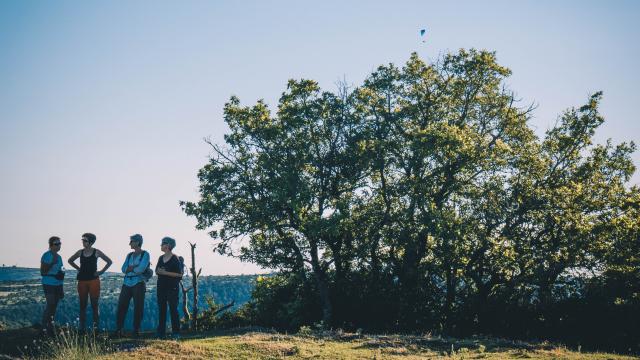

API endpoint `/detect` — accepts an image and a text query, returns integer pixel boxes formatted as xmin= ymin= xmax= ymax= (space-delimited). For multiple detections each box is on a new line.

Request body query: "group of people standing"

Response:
xmin=40 ymin=233 xmax=183 ymax=338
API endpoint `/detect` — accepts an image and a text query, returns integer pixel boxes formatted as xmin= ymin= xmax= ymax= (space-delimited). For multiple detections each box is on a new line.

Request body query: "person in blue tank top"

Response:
xmin=40 ymin=236 xmax=64 ymax=336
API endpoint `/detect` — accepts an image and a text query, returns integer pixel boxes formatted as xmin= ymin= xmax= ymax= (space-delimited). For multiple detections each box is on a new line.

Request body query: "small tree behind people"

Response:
xmin=189 ymin=242 xmax=201 ymax=330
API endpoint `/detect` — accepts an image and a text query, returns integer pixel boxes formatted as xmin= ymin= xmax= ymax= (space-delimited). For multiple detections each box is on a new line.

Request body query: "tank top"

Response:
xmin=78 ymin=249 xmax=98 ymax=281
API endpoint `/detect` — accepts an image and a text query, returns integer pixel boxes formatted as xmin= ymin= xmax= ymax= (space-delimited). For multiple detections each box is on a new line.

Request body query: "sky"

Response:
xmin=1 ymin=0 xmax=639 ymax=275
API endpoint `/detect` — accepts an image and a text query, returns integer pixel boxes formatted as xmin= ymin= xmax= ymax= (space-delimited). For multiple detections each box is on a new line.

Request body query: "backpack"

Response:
xmin=126 ymin=251 xmax=153 ymax=281
xmin=178 ymin=256 xmax=186 ymax=276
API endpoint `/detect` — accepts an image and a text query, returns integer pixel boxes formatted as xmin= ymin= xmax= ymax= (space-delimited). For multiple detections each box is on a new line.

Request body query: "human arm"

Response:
xmin=95 ymin=249 xmax=113 ymax=276
xmin=155 ymin=256 xmax=162 ymax=275
xmin=40 ymin=253 xmax=57 ymax=275
xmin=156 ymin=256 xmax=182 ymax=278
xmin=131 ymin=252 xmax=150 ymax=274
xmin=155 ymin=268 xmax=182 ymax=277
xmin=121 ymin=253 xmax=130 ymax=274
xmin=67 ymin=250 xmax=81 ymax=271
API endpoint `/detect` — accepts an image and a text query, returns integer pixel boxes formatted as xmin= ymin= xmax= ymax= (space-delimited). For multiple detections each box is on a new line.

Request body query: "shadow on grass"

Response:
xmin=158 ymin=325 xmax=278 ymax=341
xmin=0 ymin=326 xmax=41 ymax=357
xmin=0 ymin=326 xmax=149 ymax=358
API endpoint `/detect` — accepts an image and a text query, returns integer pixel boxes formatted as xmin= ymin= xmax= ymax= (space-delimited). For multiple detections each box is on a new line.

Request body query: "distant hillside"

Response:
xmin=0 ymin=267 xmax=257 ymax=330
xmin=0 ymin=266 xmax=56 ymax=281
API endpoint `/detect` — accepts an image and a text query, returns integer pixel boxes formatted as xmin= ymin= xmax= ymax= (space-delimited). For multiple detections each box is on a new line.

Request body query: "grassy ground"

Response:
xmin=1 ymin=327 xmax=638 ymax=359
xmin=101 ymin=330 xmax=639 ymax=360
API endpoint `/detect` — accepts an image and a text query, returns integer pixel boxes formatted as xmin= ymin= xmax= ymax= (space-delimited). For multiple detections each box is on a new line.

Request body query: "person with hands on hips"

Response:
xmin=67 ymin=232 xmax=112 ymax=332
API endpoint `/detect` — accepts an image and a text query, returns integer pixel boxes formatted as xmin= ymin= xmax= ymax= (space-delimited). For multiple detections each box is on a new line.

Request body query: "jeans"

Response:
xmin=116 ymin=282 xmax=145 ymax=331
xmin=42 ymin=284 xmax=64 ymax=335
xmin=157 ymin=284 xmax=180 ymax=335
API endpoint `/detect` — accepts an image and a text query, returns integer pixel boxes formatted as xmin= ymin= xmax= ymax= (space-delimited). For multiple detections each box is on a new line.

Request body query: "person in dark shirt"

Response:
xmin=155 ymin=236 xmax=183 ymax=338
xmin=67 ymin=233 xmax=112 ymax=332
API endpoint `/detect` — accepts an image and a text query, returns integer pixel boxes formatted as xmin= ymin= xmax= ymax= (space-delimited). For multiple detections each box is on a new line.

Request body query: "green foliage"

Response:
xmin=197 ymin=295 xmax=252 ymax=330
xmin=244 ymin=274 xmax=321 ymax=331
xmin=184 ymin=49 xmax=640 ymax=351
xmin=297 ymin=325 xmax=313 ymax=336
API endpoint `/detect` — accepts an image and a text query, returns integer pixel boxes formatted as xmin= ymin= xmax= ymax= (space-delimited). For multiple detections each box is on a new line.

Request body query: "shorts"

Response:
xmin=77 ymin=278 xmax=101 ymax=299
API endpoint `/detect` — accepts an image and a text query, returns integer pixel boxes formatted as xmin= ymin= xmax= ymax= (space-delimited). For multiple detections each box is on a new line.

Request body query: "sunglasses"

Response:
xmin=52 ymin=242 xmax=61 ymax=246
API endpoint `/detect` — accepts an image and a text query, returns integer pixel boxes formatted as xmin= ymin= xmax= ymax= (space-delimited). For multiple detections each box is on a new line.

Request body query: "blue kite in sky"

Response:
xmin=420 ymin=28 xmax=427 ymax=42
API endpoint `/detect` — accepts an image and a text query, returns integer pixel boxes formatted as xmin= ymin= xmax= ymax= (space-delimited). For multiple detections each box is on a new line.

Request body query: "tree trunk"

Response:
xmin=189 ymin=242 xmax=200 ymax=331
xmin=180 ymin=282 xmax=191 ymax=326
xmin=309 ymin=238 xmax=332 ymax=327
xmin=444 ymin=265 xmax=457 ymax=330
xmin=398 ymin=229 xmax=419 ymax=330
xmin=314 ymin=270 xmax=332 ymax=327
xmin=474 ymin=280 xmax=490 ymax=332
xmin=210 ymin=301 xmax=235 ymax=316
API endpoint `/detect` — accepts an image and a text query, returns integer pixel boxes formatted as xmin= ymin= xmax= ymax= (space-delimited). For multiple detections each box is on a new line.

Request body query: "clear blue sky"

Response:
xmin=1 ymin=0 xmax=638 ymax=274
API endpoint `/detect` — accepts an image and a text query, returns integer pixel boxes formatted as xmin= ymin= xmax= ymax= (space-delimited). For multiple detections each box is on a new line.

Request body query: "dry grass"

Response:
xmin=1 ymin=326 xmax=635 ymax=359
xmin=94 ymin=330 xmax=640 ymax=360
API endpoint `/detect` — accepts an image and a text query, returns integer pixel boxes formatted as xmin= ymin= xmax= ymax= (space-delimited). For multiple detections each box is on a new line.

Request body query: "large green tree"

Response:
xmin=182 ymin=79 xmax=367 ymax=325
xmin=352 ymin=50 xmax=534 ymax=328
xmin=184 ymin=50 xmax=638 ymax=334
xmin=459 ymin=93 xmax=637 ymax=333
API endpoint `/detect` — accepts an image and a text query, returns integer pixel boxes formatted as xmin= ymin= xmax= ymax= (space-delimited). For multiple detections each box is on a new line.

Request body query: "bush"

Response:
xmin=197 ymin=295 xmax=254 ymax=330
xmin=246 ymin=273 xmax=321 ymax=331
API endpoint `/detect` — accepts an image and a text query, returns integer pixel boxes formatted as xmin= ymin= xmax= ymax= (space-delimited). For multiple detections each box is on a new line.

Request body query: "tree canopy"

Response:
xmin=183 ymin=49 xmax=639 ymax=348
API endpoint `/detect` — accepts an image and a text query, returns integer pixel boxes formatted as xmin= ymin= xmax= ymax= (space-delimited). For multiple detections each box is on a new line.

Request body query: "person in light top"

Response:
xmin=113 ymin=234 xmax=150 ymax=338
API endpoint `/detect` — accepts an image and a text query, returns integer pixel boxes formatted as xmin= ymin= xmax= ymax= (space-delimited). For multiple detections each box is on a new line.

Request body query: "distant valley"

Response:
xmin=0 ymin=266 xmax=257 ymax=331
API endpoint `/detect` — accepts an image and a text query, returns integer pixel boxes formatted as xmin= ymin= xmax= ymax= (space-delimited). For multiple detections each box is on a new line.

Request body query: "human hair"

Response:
xmin=130 ymin=233 xmax=143 ymax=246
xmin=48 ymin=236 xmax=60 ymax=246
xmin=82 ymin=233 xmax=97 ymax=244
xmin=161 ymin=236 xmax=176 ymax=250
